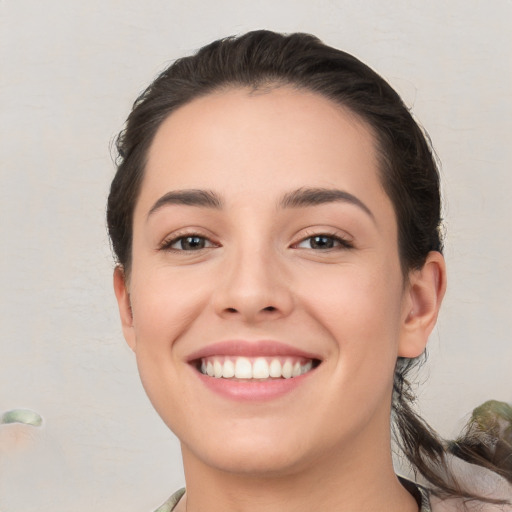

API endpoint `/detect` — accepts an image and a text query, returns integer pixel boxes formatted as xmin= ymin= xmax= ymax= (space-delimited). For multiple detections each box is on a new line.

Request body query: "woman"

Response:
xmin=107 ymin=30 xmax=511 ymax=511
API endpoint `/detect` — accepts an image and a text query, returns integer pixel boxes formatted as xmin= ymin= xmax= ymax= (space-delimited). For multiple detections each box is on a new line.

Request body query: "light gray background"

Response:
xmin=1 ymin=1 xmax=510 ymax=510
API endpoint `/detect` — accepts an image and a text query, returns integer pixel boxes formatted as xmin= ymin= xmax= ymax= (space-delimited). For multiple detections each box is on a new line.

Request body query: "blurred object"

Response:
xmin=448 ymin=400 xmax=512 ymax=483
xmin=1 ymin=409 xmax=43 ymax=427
xmin=0 ymin=409 xmax=44 ymax=453
xmin=429 ymin=456 xmax=512 ymax=511
xmin=0 ymin=410 xmax=68 ymax=511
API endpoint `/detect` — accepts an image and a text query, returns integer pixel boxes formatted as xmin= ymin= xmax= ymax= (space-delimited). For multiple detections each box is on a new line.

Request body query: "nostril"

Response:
xmin=263 ymin=306 xmax=277 ymax=312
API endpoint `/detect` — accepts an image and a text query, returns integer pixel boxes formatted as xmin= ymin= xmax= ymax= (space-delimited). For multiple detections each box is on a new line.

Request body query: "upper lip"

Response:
xmin=186 ymin=340 xmax=322 ymax=362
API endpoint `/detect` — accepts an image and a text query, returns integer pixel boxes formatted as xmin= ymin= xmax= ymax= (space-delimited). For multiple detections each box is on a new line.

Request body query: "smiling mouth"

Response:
xmin=196 ymin=356 xmax=320 ymax=380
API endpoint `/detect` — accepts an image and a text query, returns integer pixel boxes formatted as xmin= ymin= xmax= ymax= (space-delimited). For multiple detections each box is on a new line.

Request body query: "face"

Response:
xmin=115 ymin=87 xmax=431 ymax=476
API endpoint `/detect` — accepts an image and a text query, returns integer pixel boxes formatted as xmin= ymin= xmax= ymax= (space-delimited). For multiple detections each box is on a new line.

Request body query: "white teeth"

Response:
xmin=200 ymin=356 xmax=316 ymax=379
xmin=282 ymin=360 xmax=293 ymax=379
xmin=302 ymin=360 xmax=313 ymax=374
xmin=222 ymin=359 xmax=235 ymax=378
xmin=234 ymin=357 xmax=252 ymax=379
xmin=252 ymin=358 xmax=270 ymax=379
xmin=269 ymin=359 xmax=282 ymax=378
xmin=213 ymin=360 xmax=223 ymax=378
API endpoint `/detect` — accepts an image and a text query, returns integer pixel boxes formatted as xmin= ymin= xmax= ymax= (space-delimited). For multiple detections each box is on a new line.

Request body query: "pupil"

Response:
xmin=311 ymin=236 xmax=333 ymax=249
xmin=182 ymin=236 xmax=205 ymax=250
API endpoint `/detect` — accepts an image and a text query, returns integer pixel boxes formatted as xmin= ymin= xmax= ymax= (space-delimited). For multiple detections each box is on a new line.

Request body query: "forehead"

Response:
xmin=140 ymin=86 xmax=387 ymax=212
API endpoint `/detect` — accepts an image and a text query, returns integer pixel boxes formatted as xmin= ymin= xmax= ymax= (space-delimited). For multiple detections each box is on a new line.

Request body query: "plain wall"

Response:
xmin=1 ymin=1 xmax=510 ymax=510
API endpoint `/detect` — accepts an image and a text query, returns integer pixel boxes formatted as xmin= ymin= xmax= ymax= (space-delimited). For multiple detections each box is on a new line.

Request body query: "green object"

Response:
xmin=448 ymin=399 xmax=512 ymax=481
xmin=0 ymin=409 xmax=43 ymax=427
xmin=471 ymin=400 xmax=512 ymax=433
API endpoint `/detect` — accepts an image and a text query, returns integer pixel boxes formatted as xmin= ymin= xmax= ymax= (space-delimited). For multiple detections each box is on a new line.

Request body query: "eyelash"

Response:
xmin=159 ymin=231 xmax=353 ymax=252
xmin=293 ymin=232 xmax=354 ymax=251
xmin=159 ymin=233 xmax=219 ymax=252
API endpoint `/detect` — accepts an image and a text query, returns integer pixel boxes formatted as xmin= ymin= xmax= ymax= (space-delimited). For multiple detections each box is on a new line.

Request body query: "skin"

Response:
xmin=114 ymin=87 xmax=446 ymax=512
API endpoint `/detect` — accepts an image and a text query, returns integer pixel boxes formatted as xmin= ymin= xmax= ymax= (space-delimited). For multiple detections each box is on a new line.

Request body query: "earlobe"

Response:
xmin=398 ymin=251 xmax=447 ymax=358
xmin=113 ymin=266 xmax=137 ymax=351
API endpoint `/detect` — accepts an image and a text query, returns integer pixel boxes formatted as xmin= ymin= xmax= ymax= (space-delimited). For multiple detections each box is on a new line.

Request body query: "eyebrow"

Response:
xmin=147 ymin=186 xmax=374 ymax=221
xmin=279 ymin=187 xmax=375 ymax=220
xmin=147 ymin=189 xmax=223 ymax=218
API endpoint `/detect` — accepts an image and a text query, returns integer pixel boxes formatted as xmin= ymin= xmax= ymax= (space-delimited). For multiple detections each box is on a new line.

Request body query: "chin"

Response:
xmin=182 ymin=429 xmax=316 ymax=477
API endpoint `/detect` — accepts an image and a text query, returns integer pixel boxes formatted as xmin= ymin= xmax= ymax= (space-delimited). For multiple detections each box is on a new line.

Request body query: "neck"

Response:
xmin=179 ymin=426 xmax=419 ymax=512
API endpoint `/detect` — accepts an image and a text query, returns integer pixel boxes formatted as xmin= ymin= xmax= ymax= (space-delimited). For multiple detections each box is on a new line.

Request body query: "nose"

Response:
xmin=212 ymin=245 xmax=294 ymax=323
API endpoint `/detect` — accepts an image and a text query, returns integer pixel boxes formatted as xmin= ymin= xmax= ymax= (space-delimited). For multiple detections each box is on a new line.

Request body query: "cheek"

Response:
xmin=300 ymin=262 xmax=404 ymax=370
xmin=129 ymin=265 xmax=212 ymax=350
xmin=127 ymin=268 xmax=211 ymax=421
xmin=304 ymin=262 xmax=403 ymax=326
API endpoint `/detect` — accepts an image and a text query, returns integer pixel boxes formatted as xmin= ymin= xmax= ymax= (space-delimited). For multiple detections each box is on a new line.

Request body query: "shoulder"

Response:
xmin=154 ymin=488 xmax=185 ymax=512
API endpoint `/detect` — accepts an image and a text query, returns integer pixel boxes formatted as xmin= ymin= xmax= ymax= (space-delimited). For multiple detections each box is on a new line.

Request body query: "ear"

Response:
xmin=398 ymin=251 xmax=447 ymax=358
xmin=113 ymin=266 xmax=137 ymax=352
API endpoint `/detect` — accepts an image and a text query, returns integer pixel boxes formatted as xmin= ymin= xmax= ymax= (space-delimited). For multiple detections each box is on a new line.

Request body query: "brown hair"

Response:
xmin=107 ymin=30 xmax=510 ymax=504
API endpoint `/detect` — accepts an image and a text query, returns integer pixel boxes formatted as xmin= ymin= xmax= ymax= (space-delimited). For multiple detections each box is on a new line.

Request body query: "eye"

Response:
xmin=161 ymin=235 xmax=216 ymax=251
xmin=295 ymin=234 xmax=352 ymax=250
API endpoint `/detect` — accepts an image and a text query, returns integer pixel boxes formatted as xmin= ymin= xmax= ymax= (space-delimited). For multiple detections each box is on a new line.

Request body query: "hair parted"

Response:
xmin=107 ymin=30 xmax=509 ymax=505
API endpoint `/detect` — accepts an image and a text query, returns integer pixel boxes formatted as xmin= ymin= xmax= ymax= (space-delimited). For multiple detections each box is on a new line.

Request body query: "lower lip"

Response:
xmin=194 ymin=369 xmax=315 ymax=401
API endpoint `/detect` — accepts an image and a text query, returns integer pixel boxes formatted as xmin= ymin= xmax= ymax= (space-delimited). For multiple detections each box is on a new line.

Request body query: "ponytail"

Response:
xmin=393 ymin=358 xmax=511 ymax=505
xmin=448 ymin=400 xmax=512 ymax=484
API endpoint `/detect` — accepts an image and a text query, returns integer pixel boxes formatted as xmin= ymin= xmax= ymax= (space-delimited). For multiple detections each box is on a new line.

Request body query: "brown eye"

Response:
xmin=181 ymin=236 xmax=206 ymax=250
xmin=176 ymin=236 xmax=207 ymax=250
xmin=297 ymin=235 xmax=351 ymax=250
xmin=308 ymin=235 xmax=336 ymax=249
xmin=163 ymin=235 xmax=215 ymax=251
